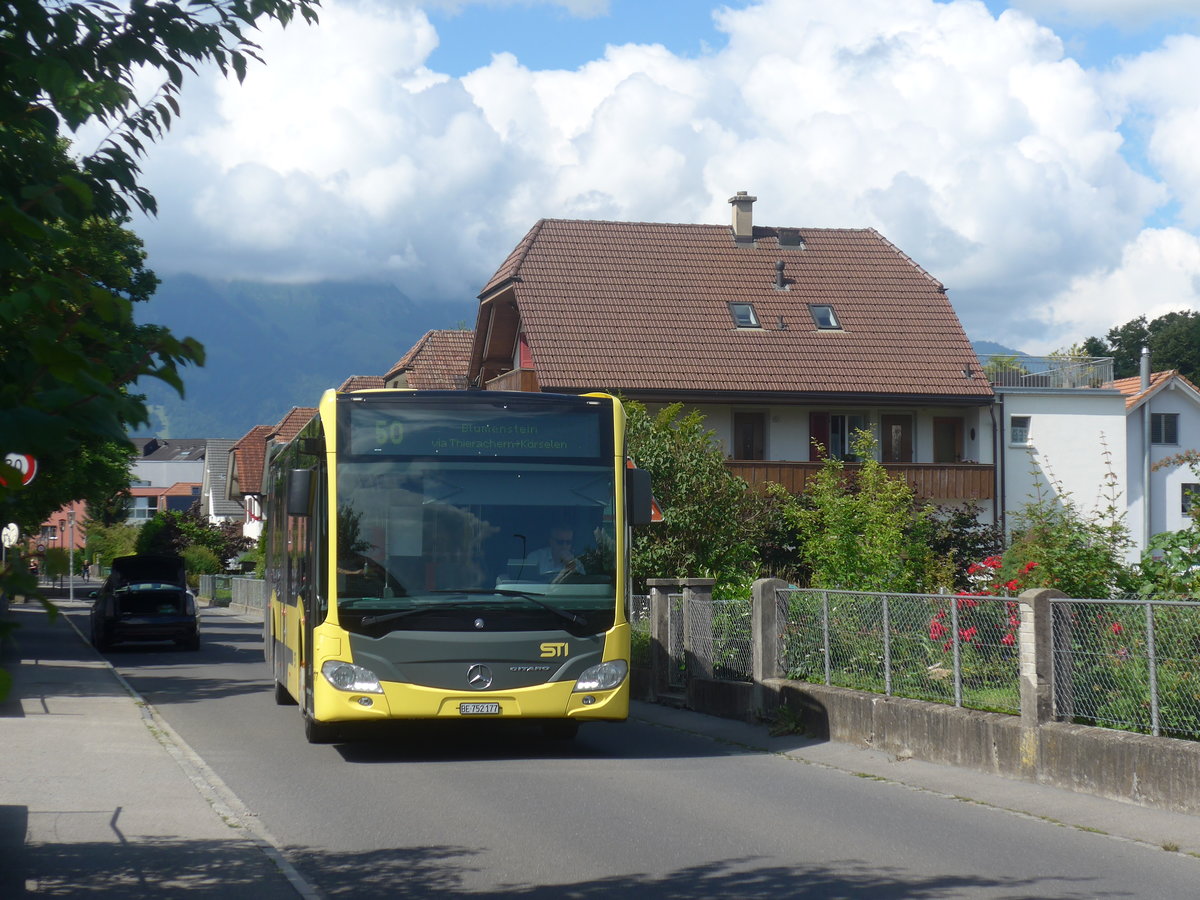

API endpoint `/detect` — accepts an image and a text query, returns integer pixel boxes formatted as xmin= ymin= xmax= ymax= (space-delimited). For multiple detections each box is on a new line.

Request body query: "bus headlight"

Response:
xmin=321 ymin=660 xmax=384 ymax=694
xmin=573 ymin=659 xmax=627 ymax=692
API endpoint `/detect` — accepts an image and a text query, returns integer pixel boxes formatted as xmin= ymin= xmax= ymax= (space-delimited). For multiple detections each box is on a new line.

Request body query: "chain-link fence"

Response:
xmin=777 ymin=588 xmax=1021 ymax=714
xmin=667 ymin=592 xmax=686 ymax=690
xmin=630 ymin=594 xmax=651 ymax=669
xmin=686 ymin=597 xmax=753 ymax=682
xmin=1051 ymin=597 xmax=1200 ymax=739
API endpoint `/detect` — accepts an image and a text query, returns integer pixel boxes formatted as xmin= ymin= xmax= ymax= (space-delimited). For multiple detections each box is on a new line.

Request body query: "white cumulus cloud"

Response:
xmin=118 ymin=0 xmax=1200 ymax=351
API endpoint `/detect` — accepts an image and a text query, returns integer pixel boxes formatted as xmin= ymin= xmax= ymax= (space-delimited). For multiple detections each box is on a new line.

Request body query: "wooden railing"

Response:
xmin=485 ymin=368 xmax=540 ymax=392
xmin=726 ymin=460 xmax=995 ymax=500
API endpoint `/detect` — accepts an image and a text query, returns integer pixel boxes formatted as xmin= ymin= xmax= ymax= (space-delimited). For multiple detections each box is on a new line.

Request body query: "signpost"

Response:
xmin=1 ymin=522 xmax=17 ymax=569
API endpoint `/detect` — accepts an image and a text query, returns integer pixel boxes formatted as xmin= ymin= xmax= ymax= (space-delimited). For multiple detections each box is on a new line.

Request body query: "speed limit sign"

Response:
xmin=2 ymin=453 xmax=38 ymax=486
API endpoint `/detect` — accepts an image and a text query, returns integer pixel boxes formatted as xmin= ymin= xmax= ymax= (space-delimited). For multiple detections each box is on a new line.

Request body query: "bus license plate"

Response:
xmin=459 ymin=702 xmax=501 ymax=715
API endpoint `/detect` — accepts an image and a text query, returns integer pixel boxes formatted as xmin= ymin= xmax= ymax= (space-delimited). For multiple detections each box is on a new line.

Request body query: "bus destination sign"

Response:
xmin=348 ymin=403 xmax=604 ymax=459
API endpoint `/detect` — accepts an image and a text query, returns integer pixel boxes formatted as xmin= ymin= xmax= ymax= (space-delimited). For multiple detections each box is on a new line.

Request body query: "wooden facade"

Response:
xmin=726 ymin=460 xmax=995 ymax=501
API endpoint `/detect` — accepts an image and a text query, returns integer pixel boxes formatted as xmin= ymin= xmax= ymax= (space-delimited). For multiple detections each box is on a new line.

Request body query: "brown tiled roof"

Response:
xmin=339 ymin=375 xmax=386 ymax=391
xmin=228 ymin=425 xmax=274 ymax=499
xmin=472 ymin=219 xmax=991 ymax=401
xmin=384 ymin=330 xmax=473 ymax=390
xmin=1111 ymin=370 xmax=1200 ymax=409
xmin=273 ymin=407 xmax=318 ymax=443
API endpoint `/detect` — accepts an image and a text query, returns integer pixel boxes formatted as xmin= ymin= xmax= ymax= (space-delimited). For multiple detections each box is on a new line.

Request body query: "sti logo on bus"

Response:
xmin=540 ymin=642 xmax=569 ymax=658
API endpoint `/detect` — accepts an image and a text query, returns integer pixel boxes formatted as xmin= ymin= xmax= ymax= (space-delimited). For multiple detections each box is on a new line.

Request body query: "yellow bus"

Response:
xmin=263 ymin=389 xmax=653 ymax=743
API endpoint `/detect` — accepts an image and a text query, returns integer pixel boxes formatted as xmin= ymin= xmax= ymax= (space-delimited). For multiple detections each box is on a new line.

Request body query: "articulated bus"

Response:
xmin=263 ymin=389 xmax=654 ymax=743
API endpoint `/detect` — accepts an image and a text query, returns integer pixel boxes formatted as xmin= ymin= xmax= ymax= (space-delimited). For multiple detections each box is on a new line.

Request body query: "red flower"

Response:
xmin=1001 ymin=632 xmax=1016 ymax=646
xmin=929 ymin=619 xmax=948 ymax=641
xmin=956 ymin=596 xmax=979 ymax=610
xmin=983 ymin=555 xmax=1003 ymax=569
xmin=960 ymin=626 xmax=977 ymax=642
xmin=1020 ymin=561 xmax=1038 ymax=575
xmin=967 ymin=563 xmax=983 ymax=575
xmin=1111 ymin=622 xmax=1124 ymax=635
xmin=1004 ymin=579 xmax=1019 ymax=592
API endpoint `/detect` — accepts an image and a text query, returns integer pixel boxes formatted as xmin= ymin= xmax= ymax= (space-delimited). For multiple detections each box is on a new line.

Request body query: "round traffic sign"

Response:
xmin=2 ymin=453 xmax=37 ymax=486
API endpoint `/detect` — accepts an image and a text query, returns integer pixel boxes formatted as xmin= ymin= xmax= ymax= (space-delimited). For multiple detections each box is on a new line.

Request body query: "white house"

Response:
xmin=1114 ymin=352 xmax=1200 ymax=554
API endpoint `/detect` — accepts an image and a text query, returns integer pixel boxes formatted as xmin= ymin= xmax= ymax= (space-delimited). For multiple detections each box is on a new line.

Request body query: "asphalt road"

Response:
xmin=63 ymin=601 xmax=1200 ymax=899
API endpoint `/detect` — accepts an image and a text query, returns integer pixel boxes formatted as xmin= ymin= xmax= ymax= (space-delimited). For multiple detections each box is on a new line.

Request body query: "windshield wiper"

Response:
xmin=427 ymin=589 xmax=588 ymax=627
xmin=358 ymin=603 xmax=463 ymax=626
xmin=492 ymin=589 xmax=588 ymax=626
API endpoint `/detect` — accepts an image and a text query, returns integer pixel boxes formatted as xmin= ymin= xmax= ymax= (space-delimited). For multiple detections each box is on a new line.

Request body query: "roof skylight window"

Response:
xmin=810 ymin=305 xmax=841 ymax=330
xmin=729 ymin=303 xmax=761 ymax=329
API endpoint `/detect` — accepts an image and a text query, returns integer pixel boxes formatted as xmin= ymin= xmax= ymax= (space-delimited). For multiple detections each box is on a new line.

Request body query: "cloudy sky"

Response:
xmin=96 ymin=0 xmax=1200 ymax=353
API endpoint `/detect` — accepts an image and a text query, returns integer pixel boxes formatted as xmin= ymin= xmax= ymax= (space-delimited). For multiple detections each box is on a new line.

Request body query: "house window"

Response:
xmin=1009 ymin=415 xmax=1031 ymax=445
xmin=729 ymin=303 xmax=761 ymax=328
xmin=810 ymin=412 xmax=869 ymax=461
xmin=1183 ymin=484 xmax=1200 ymax=516
xmin=1151 ymin=413 xmax=1179 ymax=445
xmin=810 ymin=305 xmax=841 ymax=330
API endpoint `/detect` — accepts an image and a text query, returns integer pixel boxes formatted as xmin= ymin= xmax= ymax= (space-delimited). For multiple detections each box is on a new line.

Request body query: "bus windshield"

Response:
xmin=334 ymin=459 xmax=617 ymax=635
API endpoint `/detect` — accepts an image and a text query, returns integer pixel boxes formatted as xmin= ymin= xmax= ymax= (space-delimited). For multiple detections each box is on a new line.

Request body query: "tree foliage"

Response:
xmin=136 ymin=508 xmax=251 ymax=565
xmin=1082 ymin=311 xmax=1200 ymax=380
xmin=0 ymin=0 xmax=318 ymax=605
xmin=625 ymin=402 xmax=759 ymax=591
xmin=779 ymin=431 xmax=947 ymax=593
xmin=84 ymin=519 xmax=139 ymax=571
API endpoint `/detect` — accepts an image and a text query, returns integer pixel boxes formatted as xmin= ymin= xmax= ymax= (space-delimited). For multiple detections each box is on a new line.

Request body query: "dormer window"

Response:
xmin=810 ymin=305 xmax=841 ymax=330
xmin=729 ymin=302 xmax=761 ymax=329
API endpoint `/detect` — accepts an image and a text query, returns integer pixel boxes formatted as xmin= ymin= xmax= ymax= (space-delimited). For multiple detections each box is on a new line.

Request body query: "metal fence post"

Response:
xmin=950 ymin=592 xmax=962 ymax=708
xmin=882 ymin=594 xmax=892 ymax=696
xmin=821 ymin=590 xmax=831 ymax=686
xmin=1145 ymin=601 xmax=1160 ymax=737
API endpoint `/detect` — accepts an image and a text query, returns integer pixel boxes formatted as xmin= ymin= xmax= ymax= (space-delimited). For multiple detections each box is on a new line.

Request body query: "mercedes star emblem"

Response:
xmin=467 ymin=664 xmax=493 ymax=689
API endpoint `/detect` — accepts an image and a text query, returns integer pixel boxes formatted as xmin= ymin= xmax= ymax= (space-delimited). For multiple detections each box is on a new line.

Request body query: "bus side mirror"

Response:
xmin=287 ymin=468 xmax=312 ymax=517
xmin=627 ymin=467 xmax=654 ymax=526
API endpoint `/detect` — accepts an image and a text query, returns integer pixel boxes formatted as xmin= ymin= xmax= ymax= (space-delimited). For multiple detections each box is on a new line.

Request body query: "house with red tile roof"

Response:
xmin=383 ymin=330 xmax=474 ymax=390
xmin=226 ymin=408 xmax=318 ymax=541
xmin=467 ymin=192 xmax=997 ymax=509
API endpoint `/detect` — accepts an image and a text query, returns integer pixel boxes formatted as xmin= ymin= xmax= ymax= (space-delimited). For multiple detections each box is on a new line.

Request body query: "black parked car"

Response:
xmin=90 ymin=555 xmax=200 ymax=651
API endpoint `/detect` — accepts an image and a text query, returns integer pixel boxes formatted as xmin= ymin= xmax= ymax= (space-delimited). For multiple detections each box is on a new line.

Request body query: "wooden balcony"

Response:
xmin=726 ymin=460 xmax=995 ymax=501
xmin=485 ymin=368 xmax=540 ymax=392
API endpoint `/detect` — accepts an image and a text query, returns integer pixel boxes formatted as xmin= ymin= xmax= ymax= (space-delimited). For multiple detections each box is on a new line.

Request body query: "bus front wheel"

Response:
xmin=303 ymin=710 xmax=339 ymax=744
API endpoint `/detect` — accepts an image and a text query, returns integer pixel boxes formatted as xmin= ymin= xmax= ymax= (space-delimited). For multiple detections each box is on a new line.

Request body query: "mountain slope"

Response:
xmin=135 ymin=276 xmax=475 ymax=438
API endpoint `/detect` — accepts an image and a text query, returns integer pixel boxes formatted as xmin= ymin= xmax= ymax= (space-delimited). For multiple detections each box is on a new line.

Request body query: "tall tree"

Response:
xmin=1083 ymin=311 xmax=1200 ymax=379
xmin=0 ymin=0 xmax=319 ymax=604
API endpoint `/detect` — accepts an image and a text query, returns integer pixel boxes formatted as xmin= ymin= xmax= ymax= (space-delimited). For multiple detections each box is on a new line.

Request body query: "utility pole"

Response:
xmin=68 ymin=509 xmax=75 ymax=602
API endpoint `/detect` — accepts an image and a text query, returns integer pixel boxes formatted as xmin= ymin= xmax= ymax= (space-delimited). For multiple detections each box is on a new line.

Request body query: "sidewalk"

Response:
xmin=0 ymin=590 xmax=304 ymax=898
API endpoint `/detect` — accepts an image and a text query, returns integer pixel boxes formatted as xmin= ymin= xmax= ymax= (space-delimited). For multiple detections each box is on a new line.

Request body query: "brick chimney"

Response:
xmin=729 ymin=191 xmax=757 ymax=245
